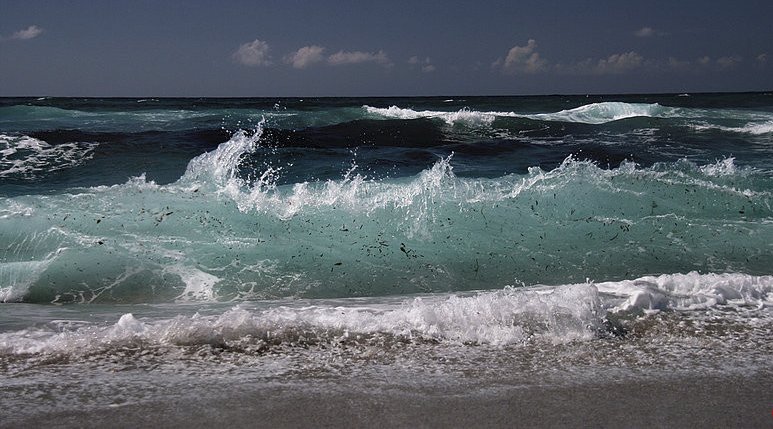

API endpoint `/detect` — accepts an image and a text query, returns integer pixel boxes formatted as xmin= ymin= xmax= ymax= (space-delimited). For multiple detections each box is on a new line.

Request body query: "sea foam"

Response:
xmin=2 ymin=271 xmax=771 ymax=357
xmin=0 ymin=283 xmax=602 ymax=355
xmin=0 ymin=134 xmax=97 ymax=179
xmin=597 ymin=272 xmax=773 ymax=312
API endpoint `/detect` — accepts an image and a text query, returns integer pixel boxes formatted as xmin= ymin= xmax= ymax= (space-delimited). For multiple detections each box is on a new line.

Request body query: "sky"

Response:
xmin=1 ymin=0 xmax=771 ymax=97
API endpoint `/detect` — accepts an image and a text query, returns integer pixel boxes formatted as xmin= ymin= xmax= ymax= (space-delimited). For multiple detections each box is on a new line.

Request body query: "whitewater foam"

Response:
xmin=2 ymin=271 xmax=771 ymax=357
xmin=597 ymin=272 xmax=773 ymax=312
xmin=692 ymin=121 xmax=773 ymax=135
xmin=0 ymin=134 xmax=97 ymax=179
xmin=167 ymin=265 xmax=221 ymax=302
xmin=0 ymin=284 xmax=603 ymax=356
xmin=364 ymin=105 xmax=500 ymax=126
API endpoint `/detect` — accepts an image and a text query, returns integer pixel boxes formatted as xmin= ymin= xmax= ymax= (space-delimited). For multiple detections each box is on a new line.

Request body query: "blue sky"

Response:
xmin=1 ymin=0 xmax=771 ymax=96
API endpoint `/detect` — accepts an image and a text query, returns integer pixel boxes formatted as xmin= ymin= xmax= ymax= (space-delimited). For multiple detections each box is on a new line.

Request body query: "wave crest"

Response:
xmin=526 ymin=102 xmax=671 ymax=124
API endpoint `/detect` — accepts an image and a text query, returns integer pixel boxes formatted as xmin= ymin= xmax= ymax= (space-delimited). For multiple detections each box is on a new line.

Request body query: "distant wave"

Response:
xmin=691 ymin=121 xmax=773 ymax=135
xmin=524 ymin=102 xmax=673 ymax=124
xmin=364 ymin=105 xmax=501 ymax=126
xmin=365 ymin=102 xmax=672 ymax=125
xmin=365 ymin=102 xmax=773 ymax=132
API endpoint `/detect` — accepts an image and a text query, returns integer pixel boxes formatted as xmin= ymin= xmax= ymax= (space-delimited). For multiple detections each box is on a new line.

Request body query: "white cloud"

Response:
xmin=634 ymin=26 xmax=654 ymax=37
xmin=594 ymin=52 xmax=644 ymax=74
xmin=660 ymin=54 xmax=756 ymax=72
xmin=328 ymin=50 xmax=392 ymax=67
xmin=284 ymin=45 xmax=325 ymax=69
xmin=408 ymin=56 xmax=435 ymax=73
xmin=556 ymin=51 xmax=644 ymax=75
xmin=634 ymin=26 xmax=667 ymax=38
xmin=494 ymin=39 xmax=547 ymax=74
xmin=233 ymin=39 xmax=272 ymax=66
xmin=2 ymin=25 xmax=44 ymax=41
xmin=717 ymin=55 xmax=742 ymax=69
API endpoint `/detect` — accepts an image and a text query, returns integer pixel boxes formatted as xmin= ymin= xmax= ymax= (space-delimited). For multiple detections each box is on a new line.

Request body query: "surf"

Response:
xmin=2 ymin=119 xmax=771 ymax=304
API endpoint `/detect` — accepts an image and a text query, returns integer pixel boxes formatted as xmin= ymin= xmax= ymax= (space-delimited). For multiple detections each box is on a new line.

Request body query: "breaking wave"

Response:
xmin=1 ymin=121 xmax=771 ymax=304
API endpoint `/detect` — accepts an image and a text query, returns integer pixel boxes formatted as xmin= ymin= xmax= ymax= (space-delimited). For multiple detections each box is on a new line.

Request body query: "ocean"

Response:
xmin=1 ymin=94 xmax=772 ymax=426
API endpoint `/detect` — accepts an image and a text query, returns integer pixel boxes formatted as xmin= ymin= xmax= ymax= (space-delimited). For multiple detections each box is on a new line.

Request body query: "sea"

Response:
xmin=1 ymin=94 xmax=772 ymax=425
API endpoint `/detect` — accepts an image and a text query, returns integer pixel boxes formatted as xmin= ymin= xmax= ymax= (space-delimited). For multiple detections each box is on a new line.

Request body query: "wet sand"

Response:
xmin=6 ymin=372 xmax=772 ymax=428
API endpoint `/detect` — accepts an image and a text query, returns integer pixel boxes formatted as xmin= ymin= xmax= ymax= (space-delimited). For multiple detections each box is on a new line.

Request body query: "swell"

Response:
xmin=5 ymin=99 xmax=773 ymax=136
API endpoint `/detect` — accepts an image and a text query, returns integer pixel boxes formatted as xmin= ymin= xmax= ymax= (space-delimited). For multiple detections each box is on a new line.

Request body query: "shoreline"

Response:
xmin=5 ymin=371 xmax=771 ymax=428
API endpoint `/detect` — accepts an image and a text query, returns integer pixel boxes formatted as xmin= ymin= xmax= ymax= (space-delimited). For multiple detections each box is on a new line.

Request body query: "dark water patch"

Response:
xmin=262 ymin=118 xmax=449 ymax=148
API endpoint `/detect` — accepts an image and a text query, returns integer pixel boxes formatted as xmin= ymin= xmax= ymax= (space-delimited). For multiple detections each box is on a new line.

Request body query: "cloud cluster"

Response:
xmin=235 ymin=40 xmax=394 ymax=69
xmin=493 ymin=38 xmax=759 ymax=77
xmin=494 ymin=40 xmax=643 ymax=75
xmin=665 ymin=55 xmax=754 ymax=71
xmin=234 ymin=35 xmax=761 ymax=77
xmin=717 ymin=55 xmax=742 ymax=69
xmin=587 ymin=52 xmax=644 ymax=74
xmin=552 ymin=51 xmax=644 ymax=75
